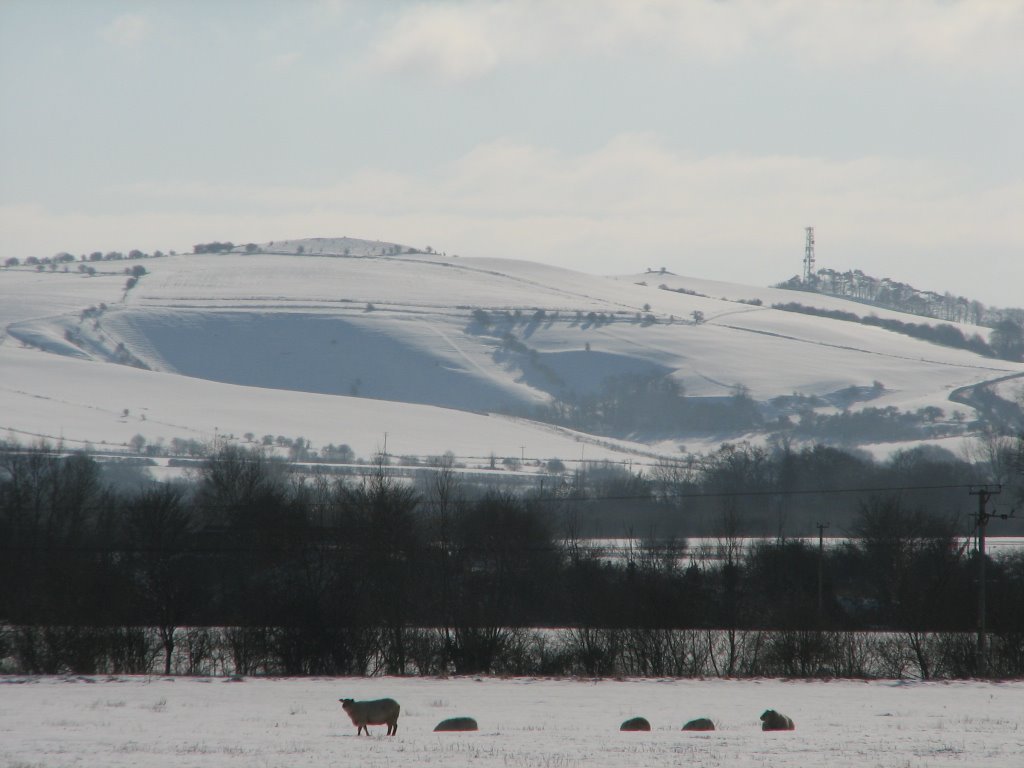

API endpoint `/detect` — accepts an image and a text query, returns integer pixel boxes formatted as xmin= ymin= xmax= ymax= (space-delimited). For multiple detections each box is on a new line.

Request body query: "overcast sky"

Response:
xmin=2 ymin=1 xmax=1022 ymax=307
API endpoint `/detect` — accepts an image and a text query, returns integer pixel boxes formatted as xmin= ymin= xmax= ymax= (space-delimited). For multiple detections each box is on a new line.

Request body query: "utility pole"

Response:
xmin=816 ymin=521 xmax=830 ymax=619
xmin=971 ymin=485 xmax=1002 ymax=676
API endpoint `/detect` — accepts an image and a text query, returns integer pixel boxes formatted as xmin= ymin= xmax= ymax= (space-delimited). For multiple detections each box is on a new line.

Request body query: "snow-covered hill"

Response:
xmin=2 ymin=239 xmax=1021 ymax=465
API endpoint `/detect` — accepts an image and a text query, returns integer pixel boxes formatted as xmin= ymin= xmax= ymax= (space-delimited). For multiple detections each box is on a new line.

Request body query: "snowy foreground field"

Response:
xmin=2 ymin=676 xmax=1022 ymax=768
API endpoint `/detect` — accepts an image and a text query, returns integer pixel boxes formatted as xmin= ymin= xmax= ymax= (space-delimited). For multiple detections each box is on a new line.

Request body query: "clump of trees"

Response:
xmin=2 ymin=438 xmax=1023 ymax=678
xmin=990 ymin=319 xmax=1024 ymax=361
xmin=787 ymin=405 xmax=961 ymax=444
xmin=777 ymin=270 xmax=1024 ymax=360
xmin=3 ymin=249 xmax=167 ymax=276
xmin=779 ymin=269 xmax=986 ymax=324
xmin=192 ymin=242 xmax=235 ymax=254
xmin=529 ymin=374 xmax=762 ymax=438
xmin=773 ymin=302 xmax=998 ymax=358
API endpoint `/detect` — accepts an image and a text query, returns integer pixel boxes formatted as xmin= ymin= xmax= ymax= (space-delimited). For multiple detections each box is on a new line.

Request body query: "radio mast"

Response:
xmin=803 ymin=226 xmax=816 ymax=285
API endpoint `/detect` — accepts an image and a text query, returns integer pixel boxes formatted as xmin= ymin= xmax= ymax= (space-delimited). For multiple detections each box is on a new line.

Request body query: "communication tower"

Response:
xmin=803 ymin=226 xmax=816 ymax=285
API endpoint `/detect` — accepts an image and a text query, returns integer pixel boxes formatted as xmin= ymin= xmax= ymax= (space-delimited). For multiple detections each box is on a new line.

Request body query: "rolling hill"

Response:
xmin=2 ymin=237 xmax=1022 ymax=469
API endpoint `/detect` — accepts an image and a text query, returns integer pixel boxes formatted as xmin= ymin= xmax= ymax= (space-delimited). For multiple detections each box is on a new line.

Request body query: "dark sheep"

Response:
xmin=339 ymin=697 xmax=401 ymax=736
xmin=760 ymin=709 xmax=795 ymax=731
xmin=620 ymin=716 xmax=651 ymax=731
xmin=434 ymin=716 xmax=479 ymax=732
xmin=682 ymin=717 xmax=716 ymax=731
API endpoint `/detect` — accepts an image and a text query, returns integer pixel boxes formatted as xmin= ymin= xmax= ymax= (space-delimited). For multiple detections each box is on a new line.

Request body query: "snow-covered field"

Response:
xmin=2 ymin=675 xmax=1022 ymax=767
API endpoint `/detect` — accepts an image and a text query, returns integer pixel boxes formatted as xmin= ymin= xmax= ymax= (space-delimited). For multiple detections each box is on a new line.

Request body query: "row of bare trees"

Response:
xmin=8 ymin=625 xmax=1020 ymax=680
xmin=2 ymin=441 xmax=1023 ymax=677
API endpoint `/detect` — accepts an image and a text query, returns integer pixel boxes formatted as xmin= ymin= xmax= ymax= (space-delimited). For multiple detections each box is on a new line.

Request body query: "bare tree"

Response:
xmin=125 ymin=485 xmax=197 ymax=675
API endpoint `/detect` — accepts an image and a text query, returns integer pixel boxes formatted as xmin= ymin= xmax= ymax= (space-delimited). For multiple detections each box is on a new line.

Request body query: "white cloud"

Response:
xmin=366 ymin=0 xmax=1024 ymax=81
xmin=368 ymin=4 xmax=502 ymax=82
xmin=100 ymin=14 xmax=151 ymax=47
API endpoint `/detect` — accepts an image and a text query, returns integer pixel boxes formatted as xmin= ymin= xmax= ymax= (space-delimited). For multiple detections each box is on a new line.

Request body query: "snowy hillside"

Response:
xmin=2 ymin=239 xmax=1022 ymax=464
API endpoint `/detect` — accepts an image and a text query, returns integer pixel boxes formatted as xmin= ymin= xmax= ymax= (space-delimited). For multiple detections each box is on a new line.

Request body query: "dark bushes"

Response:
xmin=3 ymin=441 xmax=1023 ymax=678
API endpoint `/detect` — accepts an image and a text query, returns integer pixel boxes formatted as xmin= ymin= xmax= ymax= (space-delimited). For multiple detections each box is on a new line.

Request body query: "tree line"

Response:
xmin=1 ymin=440 xmax=1022 ymax=678
xmin=772 ymin=302 xmax=1024 ymax=361
xmin=778 ymin=267 xmax=1024 ymax=333
xmin=527 ymin=374 xmax=762 ymax=438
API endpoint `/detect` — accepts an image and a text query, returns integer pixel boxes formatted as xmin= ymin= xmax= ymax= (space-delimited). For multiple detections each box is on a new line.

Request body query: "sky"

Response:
xmin=1 ymin=0 xmax=1022 ymax=307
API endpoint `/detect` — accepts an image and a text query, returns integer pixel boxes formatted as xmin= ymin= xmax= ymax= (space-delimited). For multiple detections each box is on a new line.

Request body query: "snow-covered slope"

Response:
xmin=0 ymin=343 xmax=646 ymax=465
xmin=2 ymin=240 xmax=1021 ymax=462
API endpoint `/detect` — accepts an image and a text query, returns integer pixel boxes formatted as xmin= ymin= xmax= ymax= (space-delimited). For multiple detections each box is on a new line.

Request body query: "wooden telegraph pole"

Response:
xmin=970 ymin=485 xmax=1001 ymax=676
xmin=816 ymin=521 xmax=830 ymax=620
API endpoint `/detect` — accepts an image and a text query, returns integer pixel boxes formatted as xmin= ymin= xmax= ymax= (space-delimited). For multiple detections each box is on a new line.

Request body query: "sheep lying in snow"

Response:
xmin=434 ymin=716 xmax=479 ymax=732
xmin=760 ymin=709 xmax=795 ymax=731
xmin=339 ymin=698 xmax=401 ymax=736
xmin=682 ymin=717 xmax=716 ymax=731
